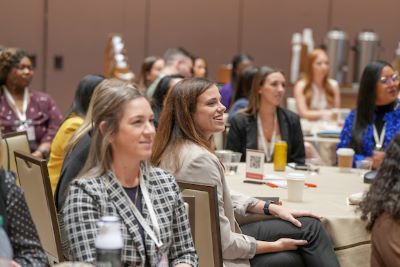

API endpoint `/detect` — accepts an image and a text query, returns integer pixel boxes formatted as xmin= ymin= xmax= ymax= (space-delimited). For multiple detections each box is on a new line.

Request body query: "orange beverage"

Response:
xmin=273 ymin=141 xmax=287 ymax=171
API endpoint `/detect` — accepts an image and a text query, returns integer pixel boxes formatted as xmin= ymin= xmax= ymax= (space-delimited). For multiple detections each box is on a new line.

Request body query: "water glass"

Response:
xmin=228 ymin=152 xmax=242 ymax=175
xmin=306 ymin=158 xmax=321 ymax=176
xmin=355 ymin=159 xmax=372 ymax=177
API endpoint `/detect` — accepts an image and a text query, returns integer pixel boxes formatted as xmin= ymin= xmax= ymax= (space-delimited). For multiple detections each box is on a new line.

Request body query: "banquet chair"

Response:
xmin=1 ymin=131 xmax=30 ymax=181
xmin=14 ymin=150 xmax=63 ymax=265
xmin=178 ymin=181 xmax=223 ymax=267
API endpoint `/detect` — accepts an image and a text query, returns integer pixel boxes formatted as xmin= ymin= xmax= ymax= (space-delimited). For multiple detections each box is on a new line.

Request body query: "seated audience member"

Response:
xmin=337 ymin=60 xmax=400 ymax=169
xmin=359 ymin=133 xmax=400 ymax=267
xmin=151 ymin=78 xmax=339 ymax=267
xmin=228 ymin=66 xmax=259 ymax=122
xmin=220 ymin=53 xmax=253 ymax=109
xmin=0 ymin=132 xmax=48 ymax=266
xmin=61 ymin=79 xmax=197 ymax=266
xmin=55 ymin=79 xmax=110 ymax=211
xmin=293 ymin=49 xmax=340 ymax=121
xmin=147 ymin=47 xmax=193 ymax=97
xmin=0 ymin=48 xmax=62 ymax=158
xmin=48 ymin=74 xmax=104 ymax=193
xmin=152 ymin=74 xmax=183 ymax=128
xmin=192 ymin=56 xmax=207 ymax=78
xmin=136 ymin=56 xmax=165 ymax=92
xmin=226 ymin=67 xmax=305 ymax=164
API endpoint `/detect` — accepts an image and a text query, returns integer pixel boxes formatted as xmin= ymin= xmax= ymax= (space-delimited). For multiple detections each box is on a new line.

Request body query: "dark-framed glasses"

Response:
xmin=380 ymin=73 xmax=399 ymax=85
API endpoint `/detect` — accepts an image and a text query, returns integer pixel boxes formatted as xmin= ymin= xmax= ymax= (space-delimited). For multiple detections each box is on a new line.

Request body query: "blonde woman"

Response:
xmin=294 ymin=49 xmax=340 ymax=121
xmin=61 ymin=79 xmax=197 ymax=266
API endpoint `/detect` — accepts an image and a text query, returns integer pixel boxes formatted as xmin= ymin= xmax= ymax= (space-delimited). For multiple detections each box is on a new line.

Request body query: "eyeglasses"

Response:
xmin=379 ymin=73 xmax=399 ymax=85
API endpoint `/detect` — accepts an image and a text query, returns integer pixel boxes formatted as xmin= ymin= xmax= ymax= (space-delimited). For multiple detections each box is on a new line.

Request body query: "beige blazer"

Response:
xmin=160 ymin=142 xmax=259 ymax=267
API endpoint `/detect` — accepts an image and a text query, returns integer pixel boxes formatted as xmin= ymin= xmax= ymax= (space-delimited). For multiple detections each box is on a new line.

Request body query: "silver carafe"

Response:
xmin=325 ymin=29 xmax=349 ymax=84
xmin=353 ymin=31 xmax=380 ymax=83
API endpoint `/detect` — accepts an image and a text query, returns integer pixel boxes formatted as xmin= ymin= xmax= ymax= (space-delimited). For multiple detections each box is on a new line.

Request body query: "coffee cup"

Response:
xmin=337 ymin=148 xmax=355 ymax=172
xmin=286 ymin=172 xmax=305 ymax=202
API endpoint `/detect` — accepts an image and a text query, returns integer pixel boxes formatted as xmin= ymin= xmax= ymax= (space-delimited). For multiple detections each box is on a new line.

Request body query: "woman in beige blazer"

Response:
xmin=152 ymin=77 xmax=340 ymax=267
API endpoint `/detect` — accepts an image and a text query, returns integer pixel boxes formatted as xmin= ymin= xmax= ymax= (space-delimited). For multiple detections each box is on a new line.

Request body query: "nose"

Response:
xmin=218 ymin=102 xmax=226 ymax=113
xmin=144 ymin=120 xmax=156 ymax=135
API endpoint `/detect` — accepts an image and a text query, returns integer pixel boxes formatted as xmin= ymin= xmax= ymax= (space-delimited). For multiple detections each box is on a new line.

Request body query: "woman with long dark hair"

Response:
xmin=337 ymin=60 xmax=400 ymax=169
xmin=136 ymin=56 xmax=164 ymax=92
xmin=359 ymin=133 xmax=400 ymax=266
xmin=226 ymin=67 xmax=305 ymax=163
xmin=220 ymin=53 xmax=253 ymax=109
xmin=48 ymin=74 xmax=104 ymax=193
xmin=152 ymin=77 xmax=339 ymax=267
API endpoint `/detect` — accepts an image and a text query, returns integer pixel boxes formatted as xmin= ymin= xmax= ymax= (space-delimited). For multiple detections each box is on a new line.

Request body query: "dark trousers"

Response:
xmin=241 ymin=216 xmax=340 ymax=267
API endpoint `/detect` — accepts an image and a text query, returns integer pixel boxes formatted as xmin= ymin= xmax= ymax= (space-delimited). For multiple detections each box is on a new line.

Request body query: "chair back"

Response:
xmin=178 ymin=181 xmax=223 ymax=267
xmin=14 ymin=150 xmax=63 ymax=264
xmin=1 ymin=131 xmax=30 ymax=178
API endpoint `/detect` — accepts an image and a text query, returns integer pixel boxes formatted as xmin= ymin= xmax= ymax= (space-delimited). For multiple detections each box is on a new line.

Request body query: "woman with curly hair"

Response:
xmin=359 ymin=133 xmax=400 ymax=266
xmin=0 ymin=48 xmax=62 ymax=158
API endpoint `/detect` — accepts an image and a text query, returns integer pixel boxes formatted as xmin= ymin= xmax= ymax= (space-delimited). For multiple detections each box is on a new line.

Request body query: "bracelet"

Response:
xmin=263 ymin=200 xmax=275 ymax=215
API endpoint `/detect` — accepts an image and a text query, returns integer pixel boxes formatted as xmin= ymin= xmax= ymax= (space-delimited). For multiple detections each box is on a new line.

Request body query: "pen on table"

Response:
xmin=266 ymin=182 xmax=278 ymax=188
xmin=305 ymin=182 xmax=317 ymax=188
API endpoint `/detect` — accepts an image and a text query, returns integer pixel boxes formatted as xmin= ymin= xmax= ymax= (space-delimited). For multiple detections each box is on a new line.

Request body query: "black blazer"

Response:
xmin=225 ymin=107 xmax=305 ymax=164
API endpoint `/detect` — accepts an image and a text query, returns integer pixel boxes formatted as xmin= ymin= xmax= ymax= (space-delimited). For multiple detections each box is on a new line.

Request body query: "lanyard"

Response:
xmin=113 ymin=167 xmax=163 ymax=248
xmin=373 ymin=124 xmax=386 ymax=150
xmin=3 ymin=86 xmax=29 ymax=122
xmin=257 ymin=114 xmax=277 ymax=162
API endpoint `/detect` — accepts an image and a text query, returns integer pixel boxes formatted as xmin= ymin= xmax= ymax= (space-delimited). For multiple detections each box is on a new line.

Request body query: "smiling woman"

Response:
xmin=226 ymin=67 xmax=306 ymax=163
xmin=337 ymin=60 xmax=400 ymax=169
xmin=0 ymin=48 xmax=62 ymax=158
xmin=60 ymin=79 xmax=197 ymax=266
xmin=151 ymin=77 xmax=339 ymax=267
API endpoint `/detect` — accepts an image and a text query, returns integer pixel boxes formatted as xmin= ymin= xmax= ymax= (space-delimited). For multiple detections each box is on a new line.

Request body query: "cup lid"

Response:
xmin=286 ymin=172 xmax=305 ymax=180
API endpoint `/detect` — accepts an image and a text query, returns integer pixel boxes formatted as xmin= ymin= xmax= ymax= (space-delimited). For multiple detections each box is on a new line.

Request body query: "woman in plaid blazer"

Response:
xmin=152 ymin=78 xmax=339 ymax=267
xmin=60 ymin=79 xmax=197 ymax=266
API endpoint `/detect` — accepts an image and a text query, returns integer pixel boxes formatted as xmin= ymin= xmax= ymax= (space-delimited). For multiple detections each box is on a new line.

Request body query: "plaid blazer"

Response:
xmin=61 ymin=164 xmax=198 ymax=267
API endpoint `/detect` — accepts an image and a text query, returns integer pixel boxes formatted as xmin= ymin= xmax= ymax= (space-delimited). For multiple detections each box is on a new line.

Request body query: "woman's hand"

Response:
xmin=256 ymin=238 xmax=308 ymax=254
xmin=269 ymin=204 xmax=321 ymax=227
xmin=11 ymin=260 xmax=22 ymax=267
xmin=371 ymin=151 xmax=385 ymax=169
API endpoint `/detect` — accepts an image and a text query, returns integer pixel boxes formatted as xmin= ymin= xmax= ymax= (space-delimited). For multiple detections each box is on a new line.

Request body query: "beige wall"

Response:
xmin=1 ymin=0 xmax=399 ymax=113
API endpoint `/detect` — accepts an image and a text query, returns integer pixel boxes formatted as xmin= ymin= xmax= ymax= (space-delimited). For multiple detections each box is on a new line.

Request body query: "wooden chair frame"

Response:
xmin=14 ymin=150 xmax=63 ymax=264
xmin=178 ymin=181 xmax=223 ymax=267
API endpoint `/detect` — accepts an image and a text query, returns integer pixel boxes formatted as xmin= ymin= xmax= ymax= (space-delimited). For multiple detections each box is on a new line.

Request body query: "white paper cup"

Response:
xmin=286 ymin=173 xmax=305 ymax=202
xmin=337 ymin=148 xmax=355 ymax=172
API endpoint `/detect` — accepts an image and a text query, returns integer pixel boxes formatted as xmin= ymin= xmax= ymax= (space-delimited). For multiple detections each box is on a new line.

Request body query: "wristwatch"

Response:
xmin=263 ymin=200 xmax=275 ymax=215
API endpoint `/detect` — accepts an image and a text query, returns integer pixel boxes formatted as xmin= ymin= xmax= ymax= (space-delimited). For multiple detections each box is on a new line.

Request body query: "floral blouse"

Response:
xmin=0 ymin=88 xmax=62 ymax=151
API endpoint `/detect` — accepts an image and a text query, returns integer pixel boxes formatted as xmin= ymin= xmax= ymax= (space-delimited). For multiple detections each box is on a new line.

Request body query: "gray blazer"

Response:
xmin=160 ymin=142 xmax=259 ymax=267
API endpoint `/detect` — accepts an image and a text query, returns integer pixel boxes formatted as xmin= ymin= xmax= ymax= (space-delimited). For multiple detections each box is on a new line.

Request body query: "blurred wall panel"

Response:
xmin=147 ymin=0 xmax=241 ymax=82
xmin=241 ymin=0 xmax=330 ymax=75
xmin=0 ymin=0 xmax=45 ymax=91
xmin=46 ymin=0 xmax=146 ymax=113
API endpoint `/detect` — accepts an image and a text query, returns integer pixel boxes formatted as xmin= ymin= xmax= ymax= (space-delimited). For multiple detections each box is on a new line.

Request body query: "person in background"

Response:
xmin=359 ymin=133 xmax=400 ymax=266
xmin=60 ymin=79 xmax=197 ymax=266
xmin=337 ymin=60 xmax=400 ymax=169
xmin=220 ymin=53 xmax=253 ymax=110
xmin=0 ymin=131 xmax=48 ymax=266
xmin=152 ymin=77 xmax=339 ymax=267
xmin=228 ymin=66 xmax=259 ymax=122
xmin=146 ymin=47 xmax=193 ymax=98
xmin=152 ymin=74 xmax=183 ymax=128
xmin=136 ymin=56 xmax=165 ymax=92
xmin=192 ymin=56 xmax=207 ymax=78
xmin=48 ymin=74 xmax=104 ymax=193
xmin=293 ymin=48 xmax=340 ymax=121
xmin=0 ymin=48 xmax=62 ymax=158
xmin=226 ymin=67 xmax=305 ymax=164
